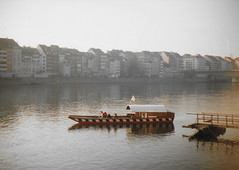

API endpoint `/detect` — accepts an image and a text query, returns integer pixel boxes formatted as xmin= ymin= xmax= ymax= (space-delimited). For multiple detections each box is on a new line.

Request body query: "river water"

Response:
xmin=0 ymin=82 xmax=239 ymax=170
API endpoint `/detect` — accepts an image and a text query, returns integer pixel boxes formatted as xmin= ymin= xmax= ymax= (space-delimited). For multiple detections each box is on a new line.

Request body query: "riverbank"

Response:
xmin=0 ymin=77 xmax=232 ymax=85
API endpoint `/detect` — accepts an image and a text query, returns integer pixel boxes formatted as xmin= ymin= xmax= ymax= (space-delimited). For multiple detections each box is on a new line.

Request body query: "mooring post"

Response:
xmin=217 ymin=114 xmax=219 ymax=123
xmin=197 ymin=114 xmax=199 ymax=124
xmin=211 ymin=115 xmax=213 ymax=125
xmin=232 ymin=114 xmax=234 ymax=124
xmin=203 ymin=113 xmax=205 ymax=122
xmin=226 ymin=116 xmax=228 ymax=126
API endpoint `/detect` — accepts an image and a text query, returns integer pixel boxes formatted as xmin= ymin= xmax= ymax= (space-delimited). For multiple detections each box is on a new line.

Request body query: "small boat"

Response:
xmin=68 ymin=105 xmax=175 ymax=125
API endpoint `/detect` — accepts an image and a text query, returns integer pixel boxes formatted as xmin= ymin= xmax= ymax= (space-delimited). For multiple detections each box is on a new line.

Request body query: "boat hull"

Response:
xmin=68 ymin=115 xmax=174 ymax=125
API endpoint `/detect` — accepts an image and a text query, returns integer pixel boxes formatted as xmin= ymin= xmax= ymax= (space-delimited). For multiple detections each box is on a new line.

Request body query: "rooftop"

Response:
xmin=126 ymin=105 xmax=172 ymax=113
xmin=0 ymin=38 xmax=20 ymax=48
xmin=22 ymin=46 xmax=40 ymax=56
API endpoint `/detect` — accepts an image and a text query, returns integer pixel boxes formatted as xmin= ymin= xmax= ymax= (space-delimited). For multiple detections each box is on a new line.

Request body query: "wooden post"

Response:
xmin=226 ymin=116 xmax=228 ymax=126
xmin=197 ymin=114 xmax=199 ymax=124
xmin=211 ymin=115 xmax=213 ymax=125
xmin=217 ymin=114 xmax=219 ymax=123
xmin=203 ymin=113 xmax=205 ymax=122
xmin=232 ymin=114 xmax=234 ymax=124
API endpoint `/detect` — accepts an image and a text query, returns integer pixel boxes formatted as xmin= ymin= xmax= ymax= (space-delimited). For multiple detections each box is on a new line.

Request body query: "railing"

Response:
xmin=187 ymin=112 xmax=239 ymax=128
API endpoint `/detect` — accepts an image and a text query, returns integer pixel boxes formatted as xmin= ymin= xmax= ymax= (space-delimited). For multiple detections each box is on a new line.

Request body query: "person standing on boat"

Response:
xmin=100 ymin=111 xmax=104 ymax=117
xmin=103 ymin=112 xmax=107 ymax=118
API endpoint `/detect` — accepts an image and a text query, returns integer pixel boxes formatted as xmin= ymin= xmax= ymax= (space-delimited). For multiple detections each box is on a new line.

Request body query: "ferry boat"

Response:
xmin=68 ymin=105 xmax=175 ymax=125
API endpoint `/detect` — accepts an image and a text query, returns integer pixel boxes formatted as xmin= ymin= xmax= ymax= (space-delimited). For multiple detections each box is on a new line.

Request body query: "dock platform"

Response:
xmin=184 ymin=112 xmax=239 ymax=129
xmin=183 ymin=112 xmax=239 ymax=141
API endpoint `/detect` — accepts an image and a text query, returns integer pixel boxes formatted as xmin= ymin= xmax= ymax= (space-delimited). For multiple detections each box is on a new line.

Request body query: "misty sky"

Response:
xmin=0 ymin=0 xmax=238 ymax=57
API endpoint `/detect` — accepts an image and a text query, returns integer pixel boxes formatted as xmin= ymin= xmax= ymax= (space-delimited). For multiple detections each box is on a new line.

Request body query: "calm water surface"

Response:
xmin=0 ymin=82 xmax=239 ymax=170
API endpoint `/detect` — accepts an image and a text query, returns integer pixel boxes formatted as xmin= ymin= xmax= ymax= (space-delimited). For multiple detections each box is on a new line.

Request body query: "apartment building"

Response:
xmin=109 ymin=59 xmax=120 ymax=78
xmin=37 ymin=45 xmax=60 ymax=75
xmin=160 ymin=52 xmax=183 ymax=77
xmin=215 ymin=56 xmax=232 ymax=71
xmin=135 ymin=51 xmax=152 ymax=77
xmin=151 ymin=52 xmax=164 ymax=78
xmin=58 ymin=48 xmax=82 ymax=77
xmin=203 ymin=55 xmax=220 ymax=71
xmin=88 ymin=48 xmax=109 ymax=77
xmin=234 ymin=58 xmax=239 ymax=70
xmin=0 ymin=38 xmax=22 ymax=76
xmin=108 ymin=50 xmax=125 ymax=77
xmin=135 ymin=51 xmax=164 ymax=78
xmin=124 ymin=51 xmax=140 ymax=77
xmin=183 ymin=54 xmax=209 ymax=71
xmin=21 ymin=47 xmax=42 ymax=74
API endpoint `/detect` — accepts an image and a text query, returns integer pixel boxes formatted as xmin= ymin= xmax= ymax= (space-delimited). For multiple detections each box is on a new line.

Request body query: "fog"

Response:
xmin=0 ymin=0 xmax=238 ymax=57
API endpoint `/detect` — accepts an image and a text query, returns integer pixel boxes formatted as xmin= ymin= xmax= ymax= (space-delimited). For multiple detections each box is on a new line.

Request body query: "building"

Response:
xmin=135 ymin=51 xmax=152 ymax=77
xmin=234 ymin=57 xmax=239 ymax=70
xmin=124 ymin=51 xmax=140 ymax=77
xmin=37 ymin=45 xmax=60 ymax=76
xmin=109 ymin=59 xmax=120 ymax=78
xmin=215 ymin=56 xmax=232 ymax=71
xmin=21 ymin=47 xmax=42 ymax=75
xmin=183 ymin=54 xmax=208 ymax=71
xmin=88 ymin=48 xmax=109 ymax=77
xmin=224 ymin=57 xmax=235 ymax=70
xmin=160 ymin=52 xmax=183 ymax=77
xmin=224 ymin=57 xmax=234 ymax=63
xmin=58 ymin=47 xmax=82 ymax=77
xmin=203 ymin=55 xmax=220 ymax=71
xmin=0 ymin=38 xmax=22 ymax=76
xmin=135 ymin=51 xmax=164 ymax=78
xmin=107 ymin=50 xmax=126 ymax=77
xmin=151 ymin=52 xmax=164 ymax=78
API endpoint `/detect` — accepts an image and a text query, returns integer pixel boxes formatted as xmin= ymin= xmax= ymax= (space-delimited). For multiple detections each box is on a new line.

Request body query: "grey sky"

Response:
xmin=0 ymin=0 xmax=238 ymax=57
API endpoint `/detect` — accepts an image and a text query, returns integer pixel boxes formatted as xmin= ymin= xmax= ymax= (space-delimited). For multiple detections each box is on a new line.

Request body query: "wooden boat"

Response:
xmin=68 ymin=105 xmax=175 ymax=125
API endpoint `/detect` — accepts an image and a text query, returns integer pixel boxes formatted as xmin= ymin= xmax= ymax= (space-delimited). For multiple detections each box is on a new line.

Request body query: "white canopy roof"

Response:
xmin=126 ymin=105 xmax=171 ymax=113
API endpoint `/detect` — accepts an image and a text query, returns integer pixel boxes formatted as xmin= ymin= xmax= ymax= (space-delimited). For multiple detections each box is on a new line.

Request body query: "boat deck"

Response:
xmin=68 ymin=115 xmax=174 ymax=125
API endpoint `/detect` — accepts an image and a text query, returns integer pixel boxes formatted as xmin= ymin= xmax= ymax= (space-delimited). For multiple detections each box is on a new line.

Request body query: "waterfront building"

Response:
xmin=58 ymin=48 xmax=82 ymax=77
xmin=107 ymin=50 xmax=126 ymax=77
xmin=109 ymin=59 xmax=120 ymax=78
xmin=73 ymin=52 xmax=86 ymax=77
xmin=37 ymin=45 xmax=59 ymax=75
xmin=88 ymin=48 xmax=109 ymax=77
xmin=215 ymin=56 xmax=232 ymax=71
xmin=224 ymin=57 xmax=234 ymax=63
xmin=224 ymin=57 xmax=235 ymax=70
xmin=37 ymin=45 xmax=82 ymax=77
xmin=151 ymin=52 xmax=164 ymax=78
xmin=135 ymin=51 xmax=153 ymax=77
xmin=136 ymin=51 xmax=163 ymax=77
xmin=134 ymin=51 xmax=164 ymax=78
xmin=0 ymin=38 xmax=22 ymax=77
xmin=183 ymin=54 xmax=209 ymax=71
xmin=21 ymin=47 xmax=42 ymax=76
xmin=234 ymin=57 xmax=239 ymax=70
xmin=80 ymin=53 xmax=98 ymax=77
xmin=124 ymin=51 xmax=140 ymax=77
xmin=160 ymin=52 xmax=183 ymax=77
xmin=203 ymin=55 xmax=220 ymax=71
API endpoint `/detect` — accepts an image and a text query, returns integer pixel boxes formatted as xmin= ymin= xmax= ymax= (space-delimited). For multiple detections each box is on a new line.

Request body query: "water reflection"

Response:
xmin=193 ymin=140 xmax=239 ymax=159
xmin=69 ymin=123 xmax=174 ymax=136
xmin=1 ymin=83 xmax=239 ymax=169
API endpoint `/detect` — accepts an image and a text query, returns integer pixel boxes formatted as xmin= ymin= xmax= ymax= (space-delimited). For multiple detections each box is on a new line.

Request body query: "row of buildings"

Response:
xmin=0 ymin=38 xmax=238 ymax=78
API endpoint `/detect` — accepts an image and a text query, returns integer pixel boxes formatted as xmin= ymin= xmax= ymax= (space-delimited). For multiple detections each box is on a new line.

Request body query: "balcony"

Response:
xmin=0 ymin=58 xmax=7 ymax=62
xmin=0 ymin=68 xmax=7 ymax=71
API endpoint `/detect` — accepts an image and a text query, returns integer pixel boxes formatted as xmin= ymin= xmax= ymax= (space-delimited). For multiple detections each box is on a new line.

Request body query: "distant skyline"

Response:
xmin=0 ymin=0 xmax=239 ymax=57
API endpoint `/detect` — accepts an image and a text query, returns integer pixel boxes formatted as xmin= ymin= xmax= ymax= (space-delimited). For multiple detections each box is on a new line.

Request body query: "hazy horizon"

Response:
xmin=0 ymin=0 xmax=238 ymax=57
